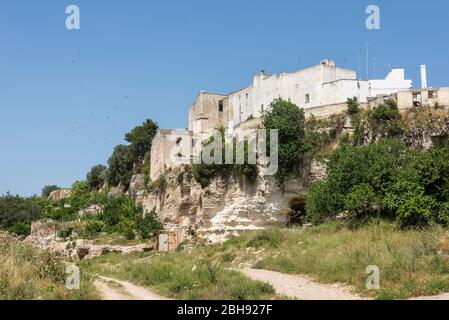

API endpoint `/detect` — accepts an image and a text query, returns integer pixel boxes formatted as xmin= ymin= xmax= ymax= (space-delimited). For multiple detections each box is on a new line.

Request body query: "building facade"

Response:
xmin=150 ymin=59 xmax=447 ymax=181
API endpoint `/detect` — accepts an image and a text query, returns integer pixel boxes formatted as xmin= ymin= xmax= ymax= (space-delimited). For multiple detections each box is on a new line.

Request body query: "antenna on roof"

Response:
xmin=364 ymin=42 xmax=370 ymax=80
xmin=295 ymin=58 xmax=302 ymax=70
xmin=358 ymin=47 xmax=362 ymax=80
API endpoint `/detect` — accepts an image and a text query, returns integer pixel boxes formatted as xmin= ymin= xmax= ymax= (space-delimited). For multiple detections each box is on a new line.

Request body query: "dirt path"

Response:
xmin=240 ymin=269 xmax=364 ymax=300
xmin=409 ymin=293 xmax=449 ymax=300
xmin=94 ymin=275 xmax=169 ymax=300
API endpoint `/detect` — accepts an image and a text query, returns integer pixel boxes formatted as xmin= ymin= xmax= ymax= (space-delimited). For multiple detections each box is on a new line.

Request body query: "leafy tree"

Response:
xmin=86 ymin=164 xmax=107 ymax=190
xmin=107 ymin=145 xmax=134 ymax=188
xmin=347 ymin=97 xmax=360 ymax=115
xmin=70 ymin=181 xmax=92 ymax=211
xmin=0 ymin=194 xmax=44 ymax=235
xmin=306 ymin=139 xmax=412 ymax=223
xmin=262 ymin=98 xmax=309 ymax=184
xmin=99 ymin=195 xmax=137 ymax=228
xmin=41 ymin=185 xmax=59 ymax=198
xmin=125 ymin=119 xmax=159 ymax=163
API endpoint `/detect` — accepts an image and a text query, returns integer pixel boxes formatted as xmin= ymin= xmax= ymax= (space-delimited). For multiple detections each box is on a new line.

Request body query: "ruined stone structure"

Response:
xmin=48 ymin=188 xmax=71 ymax=201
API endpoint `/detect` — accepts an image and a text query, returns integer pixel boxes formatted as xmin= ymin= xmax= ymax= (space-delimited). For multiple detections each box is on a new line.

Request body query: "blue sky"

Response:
xmin=1 ymin=0 xmax=449 ymax=196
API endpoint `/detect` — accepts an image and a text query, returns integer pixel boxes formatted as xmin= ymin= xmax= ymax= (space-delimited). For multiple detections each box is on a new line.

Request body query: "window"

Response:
xmin=218 ymin=100 xmax=224 ymax=112
xmin=246 ymin=93 xmax=249 ymax=99
xmin=176 ymin=137 xmax=182 ymax=145
xmin=261 ymin=104 xmax=264 ymax=113
xmin=428 ymin=90 xmax=438 ymax=99
xmin=305 ymin=94 xmax=310 ymax=104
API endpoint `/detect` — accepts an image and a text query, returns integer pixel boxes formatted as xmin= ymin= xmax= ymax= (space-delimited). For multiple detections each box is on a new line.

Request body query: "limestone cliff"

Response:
xmin=129 ymin=159 xmax=325 ymax=243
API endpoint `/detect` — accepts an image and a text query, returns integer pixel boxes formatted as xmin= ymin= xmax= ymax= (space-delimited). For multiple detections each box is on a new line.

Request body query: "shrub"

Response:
xmin=148 ymin=174 xmax=167 ymax=193
xmin=8 ymin=223 xmax=31 ymax=237
xmin=118 ymin=218 xmax=135 ymax=240
xmin=135 ymin=211 xmax=163 ymax=239
xmin=347 ymin=97 xmax=360 ymax=115
xmin=397 ymin=195 xmax=437 ymax=228
xmin=59 ymin=227 xmax=74 ymax=239
xmin=176 ymin=171 xmax=184 ymax=185
xmin=83 ymin=220 xmax=105 ymax=238
xmin=367 ymin=99 xmax=404 ymax=138
xmin=344 ymin=184 xmax=378 ymax=223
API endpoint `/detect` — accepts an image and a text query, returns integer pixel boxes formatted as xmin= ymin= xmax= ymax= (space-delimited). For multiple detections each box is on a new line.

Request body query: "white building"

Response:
xmin=228 ymin=59 xmax=412 ymax=127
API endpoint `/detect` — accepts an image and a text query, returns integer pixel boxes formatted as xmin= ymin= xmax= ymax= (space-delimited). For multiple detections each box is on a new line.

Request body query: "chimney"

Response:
xmin=420 ymin=65 xmax=428 ymax=89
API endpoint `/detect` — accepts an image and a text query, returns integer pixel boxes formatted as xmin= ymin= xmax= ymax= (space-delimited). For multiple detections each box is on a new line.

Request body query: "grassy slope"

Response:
xmin=216 ymin=221 xmax=449 ymax=299
xmin=79 ymin=221 xmax=449 ymax=300
xmin=79 ymin=251 xmax=277 ymax=300
xmin=0 ymin=232 xmax=98 ymax=300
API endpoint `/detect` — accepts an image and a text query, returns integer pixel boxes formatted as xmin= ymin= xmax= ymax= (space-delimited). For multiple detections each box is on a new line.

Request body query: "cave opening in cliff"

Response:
xmin=287 ymin=197 xmax=307 ymax=226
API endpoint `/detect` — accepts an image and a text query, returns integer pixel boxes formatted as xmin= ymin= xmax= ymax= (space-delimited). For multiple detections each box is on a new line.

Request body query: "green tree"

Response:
xmin=0 ymin=194 xmax=44 ymax=235
xmin=86 ymin=164 xmax=107 ymax=190
xmin=107 ymin=145 xmax=134 ymax=188
xmin=41 ymin=185 xmax=59 ymax=198
xmin=70 ymin=181 xmax=91 ymax=211
xmin=262 ymin=98 xmax=309 ymax=184
xmin=125 ymin=119 xmax=159 ymax=163
xmin=347 ymin=97 xmax=360 ymax=115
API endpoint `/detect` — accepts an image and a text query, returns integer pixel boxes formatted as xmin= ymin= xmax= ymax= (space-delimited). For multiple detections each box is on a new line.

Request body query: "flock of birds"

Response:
xmin=64 ymin=49 xmax=130 ymax=143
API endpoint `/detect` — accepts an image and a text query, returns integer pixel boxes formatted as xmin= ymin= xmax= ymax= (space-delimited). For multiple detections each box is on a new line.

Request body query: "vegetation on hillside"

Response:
xmin=79 ymin=250 xmax=277 ymax=300
xmin=192 ymin=127 xmax=258 ymax=188
xmin=0 ymin=232 xmax=97 ymax=300
xmin=262 ymin=98 xmax=310 ymax=184
xmin=215 ymin=222 xmax=449 ymax=299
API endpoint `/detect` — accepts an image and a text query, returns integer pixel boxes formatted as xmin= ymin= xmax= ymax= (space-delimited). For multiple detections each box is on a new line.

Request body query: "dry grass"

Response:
xmin=0 ymin=232 xmax=98 ymax=300
xmin=79 ymin=251 xmax=277 ymax=300
xmin=214 ymin=221 xmax=449 ymax=299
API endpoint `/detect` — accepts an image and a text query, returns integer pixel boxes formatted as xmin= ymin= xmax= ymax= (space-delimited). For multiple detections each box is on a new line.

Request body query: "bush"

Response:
xmin=367 ymin=99 xmax=404 ymax=137
xmin=59 ymin=227 xmax=74 ymax=239
xmin=344 ymin=184 xmax=378 ymax=223
xmin=148 ymin=174 xmax=167 ymax=193
xmin=8 ymin=223 xmax=31 ymax=237
xmin=135 ymin=211 xmax=163 ymax=239
xmin=347 ymin=97 xmax=360 ymax=115
xmin=397 ymin=195 xmax=437 ymax=228
xmin=118 ymin=218 xmax=135 ymax=240
xmin=82 ymin=220 xmax=105 ymax=238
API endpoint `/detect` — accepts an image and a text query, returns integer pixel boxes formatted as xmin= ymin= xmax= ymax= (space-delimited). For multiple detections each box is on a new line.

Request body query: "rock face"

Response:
xmin=131 ymin=159 xmax=325 ymax=244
